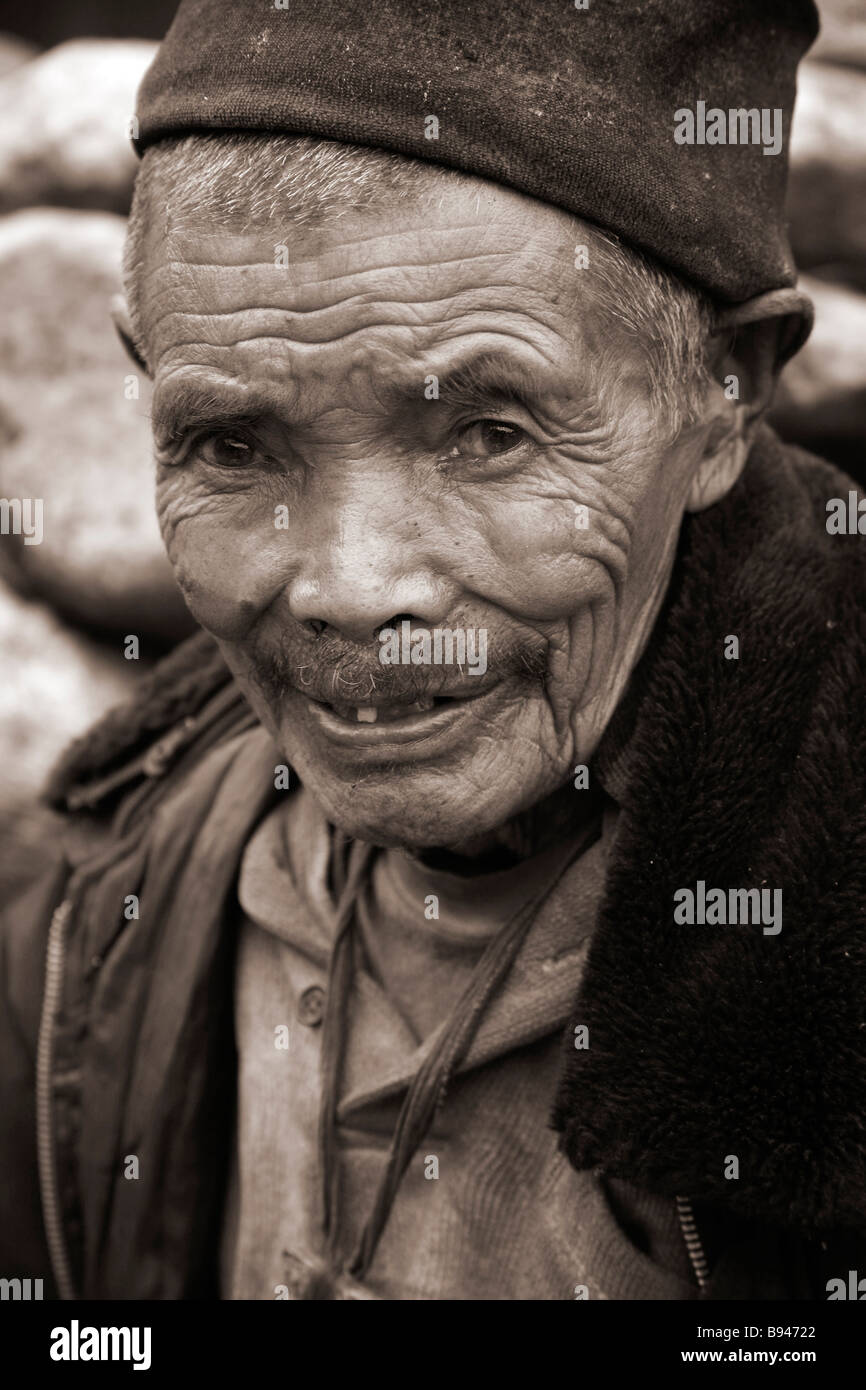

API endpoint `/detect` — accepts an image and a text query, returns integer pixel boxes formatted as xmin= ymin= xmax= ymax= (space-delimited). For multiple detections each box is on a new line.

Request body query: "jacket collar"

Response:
xmin=556 ymin=427 xmax=866 ymax=1238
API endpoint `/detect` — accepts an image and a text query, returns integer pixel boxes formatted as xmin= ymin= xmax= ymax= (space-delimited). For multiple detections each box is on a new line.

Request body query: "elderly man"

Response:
xmin=1 ymin=0 xmax=864 ymax=1302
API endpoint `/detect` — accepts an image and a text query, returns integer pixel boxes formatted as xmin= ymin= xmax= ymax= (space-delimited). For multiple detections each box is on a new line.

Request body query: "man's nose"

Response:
xmin=286 ymin=488 xmax=456 ymax=643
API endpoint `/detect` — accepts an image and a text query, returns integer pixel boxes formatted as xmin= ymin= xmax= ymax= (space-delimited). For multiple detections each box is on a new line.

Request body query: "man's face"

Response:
xmin=139 ymin=176 xmax=712 ymax=849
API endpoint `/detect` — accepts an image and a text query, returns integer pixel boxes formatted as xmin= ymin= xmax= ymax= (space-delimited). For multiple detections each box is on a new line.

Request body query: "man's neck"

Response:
xmin=409 ymin=779 xmax=604 ymax=878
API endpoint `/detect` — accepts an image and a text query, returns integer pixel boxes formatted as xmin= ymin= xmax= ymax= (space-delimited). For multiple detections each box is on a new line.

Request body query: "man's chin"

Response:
xmin=310 ymin=794 xmax=497 ymax=852
xmin=294 ymin=767 xmax=520 ymax=852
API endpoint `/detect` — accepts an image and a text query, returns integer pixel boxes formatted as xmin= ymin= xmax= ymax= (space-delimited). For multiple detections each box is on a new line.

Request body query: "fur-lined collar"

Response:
xmin=557 ymin=430 xmax=866 ymax=1238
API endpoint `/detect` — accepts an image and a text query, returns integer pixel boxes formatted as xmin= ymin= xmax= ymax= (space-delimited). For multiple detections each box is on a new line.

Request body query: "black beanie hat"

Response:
xmin=134 ymin=0 xmax=818 ymax=307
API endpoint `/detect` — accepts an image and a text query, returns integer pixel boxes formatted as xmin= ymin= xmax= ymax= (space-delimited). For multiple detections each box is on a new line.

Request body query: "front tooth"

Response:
xmin=356 ymin=707 xmax=378 ymax=723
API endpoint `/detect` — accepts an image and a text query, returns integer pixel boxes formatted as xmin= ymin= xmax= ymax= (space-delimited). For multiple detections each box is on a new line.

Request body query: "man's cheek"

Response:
xmin=155 ymin=488 xmax=274 ymax=640
xmin=478 ymin=486 xmax=631 ymax=619
xmin=542 ymin=608 xmax=602 ymax=728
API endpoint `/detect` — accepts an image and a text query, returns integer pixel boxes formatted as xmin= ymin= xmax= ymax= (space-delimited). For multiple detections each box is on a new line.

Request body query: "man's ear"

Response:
xmin=685 ymin=287 xmax=813 ymax=514
xmin=110 ymin=293 xmax=150 ymax=375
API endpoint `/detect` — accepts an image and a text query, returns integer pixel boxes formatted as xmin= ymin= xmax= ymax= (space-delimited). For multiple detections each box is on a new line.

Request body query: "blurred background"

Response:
xmin=0 ymin=0 xmax=864 ymax=900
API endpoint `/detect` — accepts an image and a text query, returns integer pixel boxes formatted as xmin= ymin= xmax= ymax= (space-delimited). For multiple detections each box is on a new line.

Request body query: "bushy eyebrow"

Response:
xmin=385 ymin=350 xmax=552 ymax=411
xmin=152 ymin=381 xmax=262 ymax=445
xmin=153 ymin=348 xmax=553 ymax=443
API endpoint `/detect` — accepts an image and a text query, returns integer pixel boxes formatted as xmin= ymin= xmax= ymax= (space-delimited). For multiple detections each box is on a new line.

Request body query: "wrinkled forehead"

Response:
xmin=134 ymin=175 xmax=626 ymax=388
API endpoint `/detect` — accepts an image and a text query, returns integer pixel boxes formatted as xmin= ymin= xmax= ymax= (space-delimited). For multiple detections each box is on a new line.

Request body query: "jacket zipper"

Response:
xmin=676 ymin=1195 xmax=709 ymax=1290
xmin=36 ymin=898 xmax=77 ymax=1300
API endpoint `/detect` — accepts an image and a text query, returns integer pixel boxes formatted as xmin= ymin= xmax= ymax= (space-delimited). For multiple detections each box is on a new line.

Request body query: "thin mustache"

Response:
xmin=250 ymin=631 xmax=547 ymax=704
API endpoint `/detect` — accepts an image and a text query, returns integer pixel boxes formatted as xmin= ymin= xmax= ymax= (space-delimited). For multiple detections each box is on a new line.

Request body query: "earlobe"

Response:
xmin=110 ymin=293 xmax=149 ymax=374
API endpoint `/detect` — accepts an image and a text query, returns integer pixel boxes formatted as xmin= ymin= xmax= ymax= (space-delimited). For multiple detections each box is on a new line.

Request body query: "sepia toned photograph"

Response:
xmin=0 ymin=0 xmax=864 ymax=1358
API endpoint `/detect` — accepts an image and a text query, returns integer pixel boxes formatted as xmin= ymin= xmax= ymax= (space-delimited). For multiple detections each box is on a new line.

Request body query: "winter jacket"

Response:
xmin=1 ymin=425 xmax=865 ymax=1300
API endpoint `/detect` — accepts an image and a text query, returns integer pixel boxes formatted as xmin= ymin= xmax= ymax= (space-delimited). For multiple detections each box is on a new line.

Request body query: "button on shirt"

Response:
xmin=296 ymin=984 xmax=325 ymax=1027
xmin=220 ymin=786 xmax=697 ymax=1301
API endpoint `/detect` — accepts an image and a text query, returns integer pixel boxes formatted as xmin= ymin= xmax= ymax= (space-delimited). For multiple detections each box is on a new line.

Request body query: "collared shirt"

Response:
xmin=220 ymin=786 xmax=697 ymax=1300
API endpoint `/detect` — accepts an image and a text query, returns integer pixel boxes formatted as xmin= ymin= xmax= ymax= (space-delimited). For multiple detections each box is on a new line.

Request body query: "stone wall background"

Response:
xmin=0 ymin=2 xmax=864 ymax=899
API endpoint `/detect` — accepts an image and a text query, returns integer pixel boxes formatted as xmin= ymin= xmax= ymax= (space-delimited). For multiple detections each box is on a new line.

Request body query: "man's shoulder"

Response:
xmin=43 ymin=628 xmax=248 ymax=819
xmin=0 ymin=630 xmax=267 ymax=1104
xmin=1 ymin=630 xmax=255 ymax=1004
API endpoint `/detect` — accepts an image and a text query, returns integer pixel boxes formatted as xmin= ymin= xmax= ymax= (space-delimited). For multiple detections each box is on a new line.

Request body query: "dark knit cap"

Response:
xmin=134 ymin=0 xmax=818 ymax=306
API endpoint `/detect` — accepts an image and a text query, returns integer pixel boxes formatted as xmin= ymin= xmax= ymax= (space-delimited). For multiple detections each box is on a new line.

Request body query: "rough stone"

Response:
xmin=0 ymin=208 xmax=193 ymax=641
xmin=0 ymin=31 xmax=39 ymax=79
xmin=770 ymin=274 xmax=866 ymax=482
xmin=810 ymin=0 xmax=866 ymax=71
xmin=0 ymin=580 xmax=142 ymax=901
xmin=0 ymin=39 xmax=155 ymax=214
xmin=787 ymin=62 xmax=866 ymax=284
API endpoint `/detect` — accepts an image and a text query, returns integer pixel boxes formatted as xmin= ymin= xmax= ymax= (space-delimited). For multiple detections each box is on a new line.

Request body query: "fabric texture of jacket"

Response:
xmin=1 ymin=425 xmax=864 ymax=1300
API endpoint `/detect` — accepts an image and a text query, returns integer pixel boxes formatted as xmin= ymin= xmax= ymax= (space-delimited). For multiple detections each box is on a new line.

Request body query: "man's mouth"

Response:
xmin=298 ymin=683 xmax=499 ymax=747
xmin=320 ymin=695 xmax=445 ymax=725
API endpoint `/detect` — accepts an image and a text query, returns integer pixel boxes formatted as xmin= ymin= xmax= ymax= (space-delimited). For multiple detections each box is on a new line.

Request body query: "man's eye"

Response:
xmin=194 ymin=433 xmax=259 ymax=469
xmin=454 ymin=420 xmax=527 ymax=459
